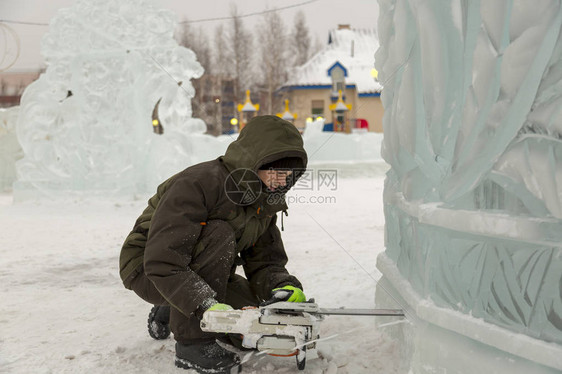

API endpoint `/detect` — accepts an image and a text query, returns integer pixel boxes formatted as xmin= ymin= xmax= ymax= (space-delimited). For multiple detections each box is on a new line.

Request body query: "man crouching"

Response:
xmin=119 ymin=115 xmax=308 ymax=373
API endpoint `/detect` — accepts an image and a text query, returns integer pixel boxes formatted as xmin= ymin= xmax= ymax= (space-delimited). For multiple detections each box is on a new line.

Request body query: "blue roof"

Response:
xmin=327 ymin=61 xmax=348 ymax=77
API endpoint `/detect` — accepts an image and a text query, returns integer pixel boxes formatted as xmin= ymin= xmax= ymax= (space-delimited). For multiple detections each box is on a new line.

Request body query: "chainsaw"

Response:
xmin=200 ymin=301 xmax=404 ymax=370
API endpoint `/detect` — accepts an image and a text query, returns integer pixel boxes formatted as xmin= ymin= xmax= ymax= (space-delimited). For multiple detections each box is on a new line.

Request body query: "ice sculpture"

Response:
xmin=376 ymin=0 xmax=562 ymax=372
xmin=0 ymin=107 xmax=23 ymax=192
xmin=14 ymin=0 xmax=211 ymax=198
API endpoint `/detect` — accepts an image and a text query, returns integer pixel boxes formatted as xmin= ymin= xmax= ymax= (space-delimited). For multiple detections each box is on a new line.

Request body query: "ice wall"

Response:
xmin=376 ymin=0 xmax=562 ymax=371
xmin=0 ymin=107 xmax=23 ymax=192
xmin=14 ymin=0 xmax=209 ymax=198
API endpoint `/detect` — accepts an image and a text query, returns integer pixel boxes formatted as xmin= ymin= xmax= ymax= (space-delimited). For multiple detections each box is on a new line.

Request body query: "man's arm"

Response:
xmin=241 ymin=214 xmax=302 ymax=301
xmin=143 ymin=174 xmax=217 ymax=318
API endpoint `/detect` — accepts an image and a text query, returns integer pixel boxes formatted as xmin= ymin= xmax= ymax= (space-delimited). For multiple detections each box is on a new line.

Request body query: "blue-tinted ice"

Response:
xmin=377 ymin=0 xmax=562 ymax=352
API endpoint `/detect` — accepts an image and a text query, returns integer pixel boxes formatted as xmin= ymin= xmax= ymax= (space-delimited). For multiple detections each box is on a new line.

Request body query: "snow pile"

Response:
xmin=303 ymin=119 xmax=384 ymax=163
xmin=14 ymin=0 xmax=212 ymax=199
xmin=0 ymin=107 xmax=23 ymax=192
xmin=377 ymin=0 xmax=562 ymax=372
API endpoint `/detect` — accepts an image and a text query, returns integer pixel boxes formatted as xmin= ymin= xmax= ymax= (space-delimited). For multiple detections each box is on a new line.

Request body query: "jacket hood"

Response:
xmin=220 ymin=115 xmax=308 ymax=208
xmin=221 ymin=115 xmax=308 ymax=172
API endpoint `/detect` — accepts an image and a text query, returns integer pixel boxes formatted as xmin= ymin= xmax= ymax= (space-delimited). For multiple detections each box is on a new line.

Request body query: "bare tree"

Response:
xmin=257 ymin=10 xmax=288 ymax=114
xmin=227 ymin=4 xmax=254 ymax=104
xmin=311 ymin=34 xmax=324 ymax=58
xmin=291 ymin=11 xmax=312 ymax=67
xmin=176 ymin=19 xmax=216 ymax=132
xmin=211 ymin=24 xmax=232 ymax=134
xmin=177 ymin=20 xmax=212 ymax=74
xmin=214 ymin=24 xmax=231 ymax=80
xmin=195 ymin=29 xmax=212 ymax=75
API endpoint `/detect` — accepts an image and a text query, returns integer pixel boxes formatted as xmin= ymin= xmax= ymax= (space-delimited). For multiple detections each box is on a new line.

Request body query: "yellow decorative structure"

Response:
xmin=276 ymin=100 xmax=298 ymax=122
xmin=329 ymin=90 xmax=352 ymax=132
xmin=329 ymin=90 xmax=352 ymax=112
xmin=237 ymin=90 xmax=260 ymax=113
xmin=236 ymin=90 xmax=259 ymax=131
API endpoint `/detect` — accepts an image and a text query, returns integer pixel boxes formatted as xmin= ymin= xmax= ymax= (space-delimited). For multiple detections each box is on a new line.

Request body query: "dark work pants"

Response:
xmin=129 ymin=220 xmax=261 ymax=343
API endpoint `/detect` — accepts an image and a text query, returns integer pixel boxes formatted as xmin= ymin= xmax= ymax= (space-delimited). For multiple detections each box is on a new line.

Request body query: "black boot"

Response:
xmin=216 ymin=334 xmax=255 ymax=352
xmin=147 ymin=305 xmax=170 ymax=340
xmin=175 ymin=340 xmax=241 ymax=373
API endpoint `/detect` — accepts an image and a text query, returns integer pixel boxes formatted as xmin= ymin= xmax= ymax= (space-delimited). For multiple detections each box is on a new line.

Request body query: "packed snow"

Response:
xmin=0 ymin=162 xmax=403 ymax=373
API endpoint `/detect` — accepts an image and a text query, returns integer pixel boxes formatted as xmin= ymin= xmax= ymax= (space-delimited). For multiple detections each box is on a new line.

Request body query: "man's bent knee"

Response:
xmin=192 ymin=220 xmax=236 ymax=261
xmin=129 ymin=267 xmax=167 ymax=305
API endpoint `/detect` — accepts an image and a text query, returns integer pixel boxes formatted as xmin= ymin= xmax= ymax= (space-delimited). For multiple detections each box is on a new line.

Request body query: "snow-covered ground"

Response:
xmin=0 ymin=161 xmax=402 ymax=374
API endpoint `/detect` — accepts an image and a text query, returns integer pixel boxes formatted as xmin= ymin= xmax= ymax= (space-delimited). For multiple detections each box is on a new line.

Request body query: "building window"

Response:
xmin=223 ymin=80 xmax=234 ymax=94
xmin=311 ymin=100 xmax=324 ymax=116
xmin=331 ymin=66 xmax=345 ymax=93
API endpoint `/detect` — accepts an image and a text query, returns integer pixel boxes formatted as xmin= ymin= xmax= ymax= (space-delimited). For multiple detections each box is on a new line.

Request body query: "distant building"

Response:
xmin=0 ymin=71 xmax=42 ymax=108
xmin=280 ymin=25 xmax=383 ymax=132
xmin=191 ymin=75 xmax=238 ymax=135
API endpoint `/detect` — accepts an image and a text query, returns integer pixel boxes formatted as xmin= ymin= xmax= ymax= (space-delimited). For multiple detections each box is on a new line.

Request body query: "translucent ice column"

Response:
xmin=376 ymin=0 xmax=562 ymax=371
xmin=0 ymin=107 xmax=23 ymax=192
xmin=15 ymin=0 xmax=205 ymax=198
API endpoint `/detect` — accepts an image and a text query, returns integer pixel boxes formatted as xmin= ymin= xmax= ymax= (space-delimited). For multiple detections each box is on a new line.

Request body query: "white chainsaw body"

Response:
xmin=200 ymin=302 xmax=323 ymax=356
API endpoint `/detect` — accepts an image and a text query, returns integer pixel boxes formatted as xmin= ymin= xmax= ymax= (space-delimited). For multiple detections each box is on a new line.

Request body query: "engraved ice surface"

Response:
xmin=377 ymin=0 xmax=562 ymax=345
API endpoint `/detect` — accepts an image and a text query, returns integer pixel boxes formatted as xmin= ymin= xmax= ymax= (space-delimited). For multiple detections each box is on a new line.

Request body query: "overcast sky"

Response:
xmin=1 ymin=0 xmax=379 ymax=72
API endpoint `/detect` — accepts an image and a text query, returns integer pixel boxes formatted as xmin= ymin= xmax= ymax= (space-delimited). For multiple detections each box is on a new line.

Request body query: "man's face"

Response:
xmin=257 ymin=169 xmax=293 ymax=191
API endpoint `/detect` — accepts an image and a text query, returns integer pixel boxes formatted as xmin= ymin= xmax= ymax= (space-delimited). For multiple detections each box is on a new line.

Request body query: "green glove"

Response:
xmin=271 ymin=285 xmax=306 ymax=303
xmin=208 ymin=303 xmax=234 ymax=311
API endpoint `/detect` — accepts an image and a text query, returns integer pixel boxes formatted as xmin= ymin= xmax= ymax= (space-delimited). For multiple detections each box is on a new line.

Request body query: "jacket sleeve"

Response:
xmin=119 ymin=187 xmax=163 ymax=288
xmin=143 ymin=174 xmax=217 ymax=318
xmin=240 ymin=214 xmax=302 ymax=300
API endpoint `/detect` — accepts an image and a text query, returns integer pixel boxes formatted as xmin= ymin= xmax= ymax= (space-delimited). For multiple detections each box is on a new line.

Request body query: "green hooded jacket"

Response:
xmin=119 ymin=115 xmax=308 ymax=317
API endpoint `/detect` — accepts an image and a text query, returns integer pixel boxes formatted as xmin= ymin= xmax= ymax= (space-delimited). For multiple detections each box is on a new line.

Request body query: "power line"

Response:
xmin=0 ymin=0 xmax=319 ymax=27
xmin=180 ymin=0 xmax=319 ymax=24
xmin=0 ymin=23 xmax=21 ymax=72
xmin=0 ymin=19 xmax=48 ymax=26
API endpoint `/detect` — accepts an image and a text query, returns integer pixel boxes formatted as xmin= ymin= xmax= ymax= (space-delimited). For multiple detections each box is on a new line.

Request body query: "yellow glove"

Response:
xmin=270 ymin=285 xmax=306 ymax=303
xmin=208 ymin=303 xmax=233 ymax=311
